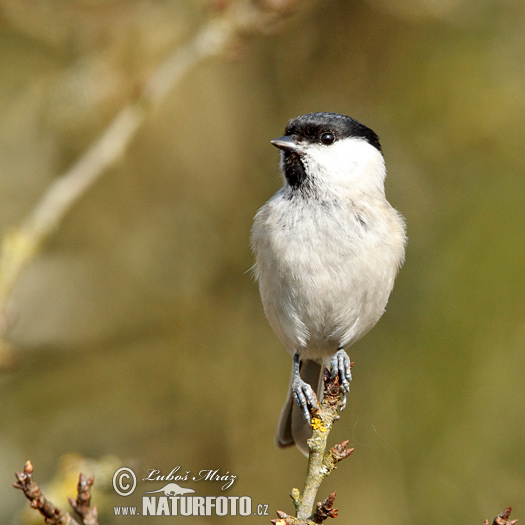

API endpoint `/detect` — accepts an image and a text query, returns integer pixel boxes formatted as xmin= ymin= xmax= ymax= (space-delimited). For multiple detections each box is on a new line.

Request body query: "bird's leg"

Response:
xmin=291 ymin=353 xmax=319 ymax=423
xmin=330 ymin=347 xmax=352 ymax=410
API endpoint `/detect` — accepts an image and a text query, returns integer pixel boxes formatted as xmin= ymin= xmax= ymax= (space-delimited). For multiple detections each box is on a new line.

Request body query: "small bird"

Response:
xmin=251 ymin=112 xmax=406 ymax=454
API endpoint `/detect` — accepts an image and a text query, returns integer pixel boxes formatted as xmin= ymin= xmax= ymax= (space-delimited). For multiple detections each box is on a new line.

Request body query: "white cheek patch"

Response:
xmin=305 ymin=138 xmax=385 ymax=191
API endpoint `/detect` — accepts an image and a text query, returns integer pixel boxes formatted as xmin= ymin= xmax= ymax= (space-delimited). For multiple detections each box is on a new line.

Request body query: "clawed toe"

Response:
xmin=330 ymin=348 xmax=352 ymax=409
xmin=340 ymin=391 xmax=347 ymax=411
xmin=292 ymin=377 xmax=319 ymax=423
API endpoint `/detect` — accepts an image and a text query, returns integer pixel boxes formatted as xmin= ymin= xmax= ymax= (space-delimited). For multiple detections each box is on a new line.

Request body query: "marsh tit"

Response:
xmin=251 ymin=112 xmax=406 ymax=454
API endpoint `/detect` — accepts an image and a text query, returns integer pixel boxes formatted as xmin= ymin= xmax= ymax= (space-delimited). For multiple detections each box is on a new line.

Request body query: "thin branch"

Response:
xmin=295 ymin=369 xmax=354 ymax=520
xmin=485 ymin=507 xmax=518 ymax=525
xmin=0 ymin=0 xmax=305 ymax=358
xmin=68 ymin=474 xmax=99 ymax=525
xmin=14 ymin=460 xmax=99 ymax=525
xmin=272 ymin=367 xmax=354 ymax=524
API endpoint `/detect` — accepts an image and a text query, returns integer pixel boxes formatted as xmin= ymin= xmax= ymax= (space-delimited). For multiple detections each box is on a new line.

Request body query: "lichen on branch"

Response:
xmin=271 ymin=368 xmax=354 ymax=524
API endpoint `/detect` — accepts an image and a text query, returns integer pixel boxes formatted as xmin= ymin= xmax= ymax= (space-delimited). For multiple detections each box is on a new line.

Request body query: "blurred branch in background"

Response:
xmin=0 ymin=0 xmax=304 ymax=367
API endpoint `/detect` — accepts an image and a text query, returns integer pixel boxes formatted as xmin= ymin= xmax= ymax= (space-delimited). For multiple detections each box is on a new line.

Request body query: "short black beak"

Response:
xmin=270 ymin=135 xmax=300 ymax=152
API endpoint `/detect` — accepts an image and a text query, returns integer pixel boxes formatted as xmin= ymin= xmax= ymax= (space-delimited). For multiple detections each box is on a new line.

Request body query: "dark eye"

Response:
xmin=320 ymin=132 xmax=335 ymax=145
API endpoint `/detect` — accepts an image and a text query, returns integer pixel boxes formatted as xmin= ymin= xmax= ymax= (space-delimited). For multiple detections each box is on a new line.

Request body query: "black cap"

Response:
xmin=284 ymin=112 xmax=381 ymax=153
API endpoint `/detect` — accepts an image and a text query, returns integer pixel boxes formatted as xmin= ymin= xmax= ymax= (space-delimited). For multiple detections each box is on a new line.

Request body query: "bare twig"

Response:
xmin=0 ymin=0 xmax=306 ymax=359
xmin=68 ymin=474 xmax=99 ymax=525
xmin=310 ymin=492 xmax=338 ymax=522
xmin=484 ymin=507 xmax=518 ymax=525
xmin=13 ymin=460 xmax=99 ymax=525
xmin=272 ymin=367 xmax=354 ymax=524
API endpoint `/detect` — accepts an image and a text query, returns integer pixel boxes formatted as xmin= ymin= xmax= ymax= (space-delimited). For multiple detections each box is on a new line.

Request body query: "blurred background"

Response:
xmin=0 ymin=0 xmax=523 ymax=523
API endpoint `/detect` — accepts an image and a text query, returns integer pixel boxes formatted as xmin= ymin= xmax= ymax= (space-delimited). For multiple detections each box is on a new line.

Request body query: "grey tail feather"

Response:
xmin=275 ymin=359 xmax=324 ymax=456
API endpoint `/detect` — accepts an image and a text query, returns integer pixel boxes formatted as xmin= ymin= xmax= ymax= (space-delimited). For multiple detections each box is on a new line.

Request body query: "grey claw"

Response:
xmin=340 ymin=391 xmax=347 ymax=411
xmin=292 ymin=378 xmax=319 ymax=423
xmin=330 ymin=349 xmax=352 ymax=404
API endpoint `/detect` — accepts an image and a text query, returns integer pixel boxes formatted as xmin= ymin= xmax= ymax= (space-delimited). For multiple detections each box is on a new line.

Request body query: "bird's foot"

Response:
xmin=330 ymin=348 xmax=352 ymax=410
xmin=292 ymin=374 xmax=319 ymax=424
